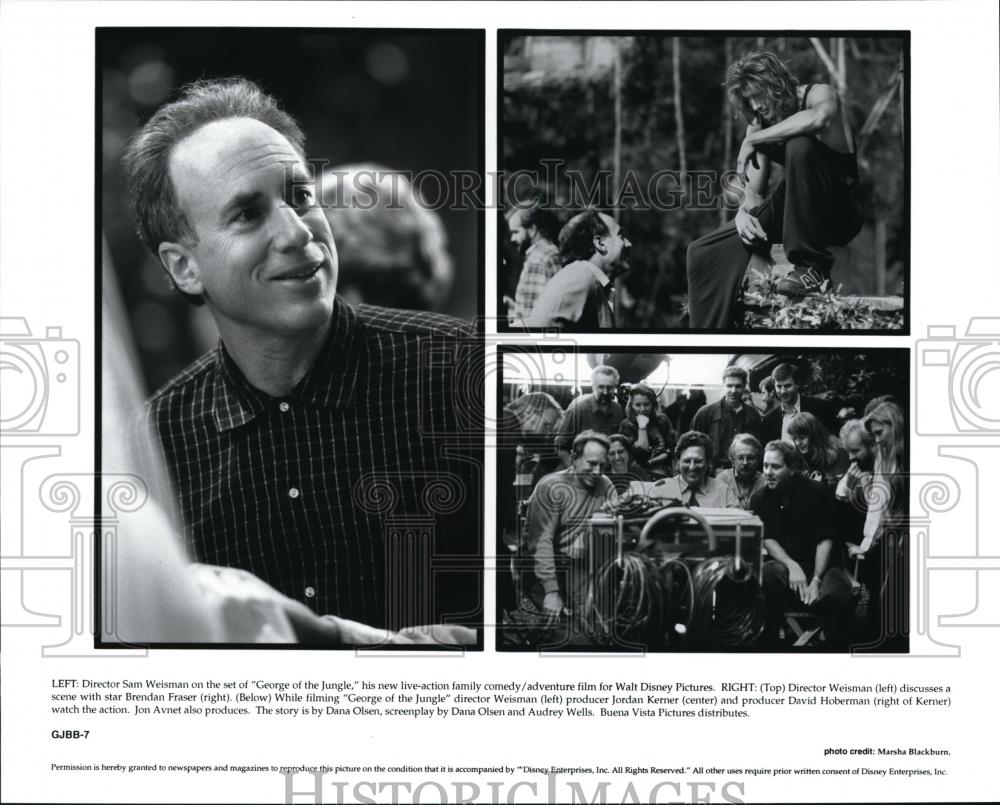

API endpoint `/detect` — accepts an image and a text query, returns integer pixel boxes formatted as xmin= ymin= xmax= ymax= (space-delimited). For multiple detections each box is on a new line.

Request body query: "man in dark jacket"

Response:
xmin=761 ymin=362 xmax=836 ymax=443
xmin=690 ymin=366 xmax=763 ymax=470
xmin=751 ymin=441 xmax=854 ymax=646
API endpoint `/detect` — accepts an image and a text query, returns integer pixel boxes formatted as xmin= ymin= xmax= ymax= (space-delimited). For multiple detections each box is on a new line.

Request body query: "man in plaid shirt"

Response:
xmin=122 ymin=78 xmax=480 ymax=637
xmin=507 ymin=205 xmax=562 ymax=324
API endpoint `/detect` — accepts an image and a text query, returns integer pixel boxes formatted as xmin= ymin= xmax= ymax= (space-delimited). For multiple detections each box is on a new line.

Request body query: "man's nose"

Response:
xmin=273 ymin=205 xmax=313 ymax=251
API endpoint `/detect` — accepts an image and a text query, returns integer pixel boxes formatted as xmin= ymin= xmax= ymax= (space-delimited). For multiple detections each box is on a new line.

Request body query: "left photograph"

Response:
xmin=98 ymin=28 xmax=485 ymax=647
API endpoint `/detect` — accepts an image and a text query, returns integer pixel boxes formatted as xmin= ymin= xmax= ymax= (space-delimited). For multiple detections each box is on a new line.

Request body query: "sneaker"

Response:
xmin=775 ymin=266 xmax=827 ymax=296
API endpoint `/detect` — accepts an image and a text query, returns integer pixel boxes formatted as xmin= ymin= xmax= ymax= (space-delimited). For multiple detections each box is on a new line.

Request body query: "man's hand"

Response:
xmin=786 ymin=561 xmax=808 ymax=600
xmin=842 ymin=462 xmax=865 ymax=489
xmin=801 ymin=577 xmax=822 ymax=606
xmin=542 ymin=591 xmax=564 ymax=623
xmin=735 ymin=208 xmax=768 ymax=246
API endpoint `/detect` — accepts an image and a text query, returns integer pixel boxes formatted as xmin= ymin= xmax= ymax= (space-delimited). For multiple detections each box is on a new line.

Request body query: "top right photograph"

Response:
xmin=500 ymin=32 xmax=908 ymax=333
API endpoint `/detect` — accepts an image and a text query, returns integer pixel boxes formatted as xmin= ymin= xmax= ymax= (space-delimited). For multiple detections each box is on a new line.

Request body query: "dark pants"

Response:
xmin=762 ymin=560 xmax=855 ymax=647
xmin=687 ymin=135 xmax=865 ymax=328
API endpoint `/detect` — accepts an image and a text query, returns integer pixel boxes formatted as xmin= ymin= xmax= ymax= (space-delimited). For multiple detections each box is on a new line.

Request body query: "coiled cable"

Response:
xmin=689 ymin=556 xmax=766 ymax=648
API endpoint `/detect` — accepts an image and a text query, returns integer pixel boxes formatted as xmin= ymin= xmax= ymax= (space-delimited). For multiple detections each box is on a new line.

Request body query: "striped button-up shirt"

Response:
xmin=142 ymin=298 xmax=481 ymax=631
xmin=511 ymin=239 xmax=561 ymax=323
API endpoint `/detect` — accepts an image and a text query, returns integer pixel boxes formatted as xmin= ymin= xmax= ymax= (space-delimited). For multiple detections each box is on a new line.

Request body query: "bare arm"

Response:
xmin=739 ymin=122 xmax=770 ymax=205
xmin=529 ymin=482 xmax=566 ymax=620
xmin=764 ymin=538 xmax=808 ymax=599
xmin=734 ymin=122 xmax=771 ymax=244
xmin=746 ymin=86 xmax=839 ymax=148
xmin=802 ymin=538 xmax=835 ymax=605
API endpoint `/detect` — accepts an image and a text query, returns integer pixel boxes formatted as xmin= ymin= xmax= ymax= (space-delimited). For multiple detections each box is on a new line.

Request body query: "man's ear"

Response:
xmin=157 ymin=242 xmax=204 ymax=296
xmin=593 ymin=234 xmax=608 ymax=256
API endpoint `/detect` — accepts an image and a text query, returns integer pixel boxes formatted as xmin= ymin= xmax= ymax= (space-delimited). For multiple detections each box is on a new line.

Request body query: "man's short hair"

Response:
xmin=722 ymin=366 xmax=749 ymax=386
xmin=676 ymin=430 xmax=713 ymax=461
xmin=570 ymin=429 xmax=611 ymax=458
xmin=590 ymin=364 xmax=620 ymax=386
xmin=839 ymin=418 xmax=875 ymax=447
xmin=771 ymin=363 xmax=797 ymax=384
xmin=763 ymin=439 xmax=801 ymax=472
xmin=558 ymin=209 xmax=609 ymax=266
xmin=759 ymin=376 xmax=775 ymax=394
xmin=122 ymin=77 xmax=306 ymax=305
xmin=728 ymin=432 xmax=763 ymax=462
xmin=519 ymin=205 xmax=562 ymax=244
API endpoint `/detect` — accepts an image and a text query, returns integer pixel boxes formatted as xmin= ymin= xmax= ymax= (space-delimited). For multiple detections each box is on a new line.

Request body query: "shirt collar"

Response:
xmin=211 ymin=296 xmax=360 ymax=432
xmin=582 ymin=260 xmax=612 ymax=289
xmin=676 ymin=476 xmax=705 ymax=495
xmin=525 ymin=239 xmax=555 ymax=259
xmin=718 ymin=400 xmax=744 ymax=420
xmin=781 ymin=397 xmax=801 ymax=417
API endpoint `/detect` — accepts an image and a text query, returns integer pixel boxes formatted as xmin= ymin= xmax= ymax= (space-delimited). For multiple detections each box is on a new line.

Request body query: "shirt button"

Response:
xmin=288 ymin=487 xmax=300 ymax=499
xmin=279 ymin=401 xmax=290 ymax=413
xmin=304 ymin=586 xmax=316 ymax=599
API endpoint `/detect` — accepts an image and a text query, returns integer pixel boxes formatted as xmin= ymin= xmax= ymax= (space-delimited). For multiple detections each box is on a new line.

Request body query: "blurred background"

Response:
xmin=101 ymin=29 xmax=482 ymax=394
xmin=501 ymin=34 xmax=906 ymax=328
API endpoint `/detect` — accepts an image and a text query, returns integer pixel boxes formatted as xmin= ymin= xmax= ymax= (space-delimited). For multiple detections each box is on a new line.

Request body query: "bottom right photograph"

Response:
xmin=498 ymin=347 xmax=909 ymax=653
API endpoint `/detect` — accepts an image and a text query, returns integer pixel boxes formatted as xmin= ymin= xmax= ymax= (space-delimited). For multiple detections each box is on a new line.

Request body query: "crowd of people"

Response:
xmin=503 ymin=361 xmax=906 ymax=649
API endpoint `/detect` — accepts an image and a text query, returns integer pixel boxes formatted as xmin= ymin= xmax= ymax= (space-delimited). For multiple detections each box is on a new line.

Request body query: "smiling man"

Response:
xmin=122 ymin=78 xmax=480 ymax=637
xmin=528 ymin=430 xmax=614 ymax=621
xmin=761 ymin=362 xmax=835 ymax=444
xmin=630 ymin=431 xmax=738 ymax=509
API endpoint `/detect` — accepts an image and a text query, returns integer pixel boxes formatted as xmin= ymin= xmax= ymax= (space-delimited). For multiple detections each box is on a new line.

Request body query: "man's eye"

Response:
xmin=235 ymin=208 xmax=261 ymax=224
xmin=291 ymin=187 xmax=315 ymax=208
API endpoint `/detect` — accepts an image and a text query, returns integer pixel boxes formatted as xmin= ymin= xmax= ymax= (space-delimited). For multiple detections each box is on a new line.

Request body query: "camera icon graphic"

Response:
xmin=0 ymin=317 xmax=80 ymax=435
xmin=915 ymin=318 xmax=1000 ymax=436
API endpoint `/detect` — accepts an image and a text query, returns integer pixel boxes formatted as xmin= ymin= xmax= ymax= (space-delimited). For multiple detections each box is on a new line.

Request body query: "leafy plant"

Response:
xmin=743 ymin=268 xmax=904 ymax=330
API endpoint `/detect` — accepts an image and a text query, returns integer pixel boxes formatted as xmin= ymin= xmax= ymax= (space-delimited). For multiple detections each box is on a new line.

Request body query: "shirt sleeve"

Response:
xmin=554 ymin=400 xmax=579 ymax=452
xmin=529 ymin=480 xmax=562 ymax=594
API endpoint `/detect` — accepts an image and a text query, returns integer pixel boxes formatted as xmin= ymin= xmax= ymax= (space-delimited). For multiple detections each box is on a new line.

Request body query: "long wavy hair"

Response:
xmin=725 ymin=51 xmax=800 ymax=125
xmin=787 ymin=412 xmax=840 ymax=473
xmin=864 ymin=401 xmax=905 ymax=477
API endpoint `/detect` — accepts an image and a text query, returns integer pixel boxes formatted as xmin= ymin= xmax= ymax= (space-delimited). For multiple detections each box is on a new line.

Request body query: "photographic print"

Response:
xmin=498 ymin=347 xmax=909 ymax=652
xmin=499 ymin=32 xmax=908 ymax=333
xmin=98 ymin=28 xmax=485 ymax=647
